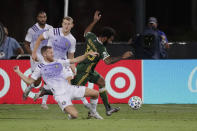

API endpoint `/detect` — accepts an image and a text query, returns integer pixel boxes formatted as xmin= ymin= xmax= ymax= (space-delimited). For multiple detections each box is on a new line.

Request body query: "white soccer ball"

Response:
xmin=128 ymin=96 xmax=142 ymax=110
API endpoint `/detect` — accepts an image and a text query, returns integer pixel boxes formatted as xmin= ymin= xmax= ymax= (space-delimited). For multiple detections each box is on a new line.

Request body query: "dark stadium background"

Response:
xmin=0 ymin=0 xmax=197 ymax=58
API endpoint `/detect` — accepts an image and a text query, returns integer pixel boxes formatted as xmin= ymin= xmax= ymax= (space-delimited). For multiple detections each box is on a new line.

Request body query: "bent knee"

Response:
xmin=93 ymin=90 xmax=99 ymax=99
xmin=70 ymin=112 xmax=78 ymax=119
xmin=97 ymin=78 xmax=105 ymax=87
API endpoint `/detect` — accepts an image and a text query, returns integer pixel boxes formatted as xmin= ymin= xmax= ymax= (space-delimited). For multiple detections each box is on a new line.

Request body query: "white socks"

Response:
xmin=90 ymin=98 xmax=98 ymax=113
xmin=80 ymin=97 xmax=98 ymax=113
xmin=42 ymin=84 xmax=49 ymax=104
xmin=42 ymin=95 xmax=48 ymax=105
xmin=80 ymin=97 xmax=89 ymax=105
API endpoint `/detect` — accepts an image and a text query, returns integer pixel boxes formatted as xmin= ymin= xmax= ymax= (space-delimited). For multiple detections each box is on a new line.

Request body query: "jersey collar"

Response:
xmin=97 ymin=37 xmax=103 ymax=44
xmin=36 ymin=23 xmax=48 ymax=30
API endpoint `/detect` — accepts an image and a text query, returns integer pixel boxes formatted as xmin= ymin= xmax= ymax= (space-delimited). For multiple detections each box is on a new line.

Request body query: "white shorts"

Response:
xmin=54 ymin=85 xmax=86 ymax=111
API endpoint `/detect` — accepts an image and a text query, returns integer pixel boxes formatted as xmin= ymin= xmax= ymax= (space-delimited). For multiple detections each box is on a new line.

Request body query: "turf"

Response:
xmin=0 ymin=104 xmax=197 ymax=131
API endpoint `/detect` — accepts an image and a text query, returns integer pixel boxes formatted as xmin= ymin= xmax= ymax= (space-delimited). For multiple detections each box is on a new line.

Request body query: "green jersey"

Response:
xmin=77 ymin=32 xmax=110 ymax=73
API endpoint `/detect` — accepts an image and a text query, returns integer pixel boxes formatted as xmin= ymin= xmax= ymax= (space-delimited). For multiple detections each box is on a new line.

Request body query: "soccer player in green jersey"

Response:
xmin=71 ymin=10 xmax=133 ymax=116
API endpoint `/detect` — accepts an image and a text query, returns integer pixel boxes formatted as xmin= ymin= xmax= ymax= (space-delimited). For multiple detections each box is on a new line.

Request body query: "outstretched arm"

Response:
xmin=70 ymin=51 xmax=99 ymax=64
xmin=104 ymin=51 xmax=133 ymax=65
xmin=13 ymin=66 xmax=35 ymax=85
xmin=32 ymin=34 xmax=45 ymax=61
xmin=84 ymin=10 xmax=101 ymax=35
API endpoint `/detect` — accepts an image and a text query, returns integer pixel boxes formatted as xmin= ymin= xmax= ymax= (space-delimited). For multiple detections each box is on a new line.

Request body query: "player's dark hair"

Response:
xmin=41 ymin=46 xmax=52 ymax=55
xmin=37 ymin=11 xmax=47 ymax=17
xmin=99 ymin=27 xmax=116 ymax=38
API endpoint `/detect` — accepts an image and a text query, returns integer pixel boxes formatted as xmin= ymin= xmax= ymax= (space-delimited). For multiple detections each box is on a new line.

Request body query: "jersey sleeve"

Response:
xmin=43 ymin=28 xmax=53 ymax=40
xmin=68 ymin=38 xmax=76 ymax=53
xmin=31 ymin=65 xmax=41 ymax=80
xmin=100 ymin=48 xmax=110 ymax=60
xmin=58 ymin=59 xmax=71 ymax=67
xmin=25 ymin=28 xmax=33 ymax=42
xmin=84 ymin=32 xmax=97 ymax=41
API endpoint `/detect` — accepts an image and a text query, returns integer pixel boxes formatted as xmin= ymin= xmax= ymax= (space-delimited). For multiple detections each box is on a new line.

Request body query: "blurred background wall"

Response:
xmin=0 ymin=0 xmax=197 ymax=58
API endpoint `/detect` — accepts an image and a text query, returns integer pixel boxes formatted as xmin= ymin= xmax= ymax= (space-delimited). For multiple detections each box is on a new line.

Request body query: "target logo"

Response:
xmin=0 ymin=68 xmax=10 ymax=98
xmin=188 ymin=66 xmax=197 ymax=92
xmin=106 ymin=67 xmax=136 ymax=99
xmin=21 ymin=68 xmax=43 ymax=99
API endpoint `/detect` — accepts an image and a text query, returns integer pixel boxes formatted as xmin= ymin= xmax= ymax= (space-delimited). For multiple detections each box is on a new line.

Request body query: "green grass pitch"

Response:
xmin=1 ymin=104 xmax=197 ymax=131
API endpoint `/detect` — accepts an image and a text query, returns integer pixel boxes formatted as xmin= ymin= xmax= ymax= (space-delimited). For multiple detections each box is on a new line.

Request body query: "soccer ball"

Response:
xmin=128 ymin=96 xmax=142 ymax=110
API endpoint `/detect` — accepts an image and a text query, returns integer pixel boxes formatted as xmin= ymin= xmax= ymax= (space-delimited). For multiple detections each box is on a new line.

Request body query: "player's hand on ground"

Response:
xmin=94 ymin=10 xmax=101 ymax=22
xmin=86 ymin=51 xmax=99 ymax=57
xmin=122 ymin=51 xmax=133 ymax=59
xmin=13 ymin=66 xmax=20 ymax=73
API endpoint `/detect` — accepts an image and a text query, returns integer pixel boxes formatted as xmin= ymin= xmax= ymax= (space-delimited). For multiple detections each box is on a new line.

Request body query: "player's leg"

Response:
xmin=84 ymin=88 xmax=103 ymax=119
xmin=69 ymin=83 xmax=102 ymax=119
xmin=55 ymin=94 xmax=78 ymax=119
xmin=91 ymin=71 xmax=120 ymax=116
xmin=41 ymin=84 xmax=49 ymax=109
xmin=64 ymin=105 xmax=78 ymax=119
xmin=71 ymin=72 xmax=91 ymax=109
xmin=23 ymin=77 xmax=42 ymax=100
xmin=23 ymin=58 xmax=41 ymax=100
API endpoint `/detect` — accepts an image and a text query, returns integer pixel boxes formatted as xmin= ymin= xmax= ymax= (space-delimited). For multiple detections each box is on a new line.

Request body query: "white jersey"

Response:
xmin=31 ymin=59 xmax=71 ymax=95
xmin=25 ymin=23 xmax=53 ymax=58
xmin=42 ymin=28 xmax=76 ymax=60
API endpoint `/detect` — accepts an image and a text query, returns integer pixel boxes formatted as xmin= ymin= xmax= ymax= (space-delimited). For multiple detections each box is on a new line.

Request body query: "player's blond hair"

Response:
xmin=62 ymin=16 xmax=73 ymax=23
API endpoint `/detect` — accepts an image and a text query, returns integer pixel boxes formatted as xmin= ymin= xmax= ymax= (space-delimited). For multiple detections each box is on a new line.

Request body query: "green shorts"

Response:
xmin=71 ymin=71 xmax=101 ymax=86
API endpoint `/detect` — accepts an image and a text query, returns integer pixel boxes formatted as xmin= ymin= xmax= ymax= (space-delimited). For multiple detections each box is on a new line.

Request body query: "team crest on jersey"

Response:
xmin=65 ymin=42 xmax=68 ymax=46
xmin=55 ymin=64 xmax=59 ymax=68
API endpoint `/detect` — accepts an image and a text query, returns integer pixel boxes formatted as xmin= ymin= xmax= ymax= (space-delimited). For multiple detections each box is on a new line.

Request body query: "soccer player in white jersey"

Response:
xmin=24 ymin=11 xmax=53 ymax=109
xmin=32 ymin=16 xmax=76 ymax=83
xmin=14 ymin=46 xmax=103 ymax=119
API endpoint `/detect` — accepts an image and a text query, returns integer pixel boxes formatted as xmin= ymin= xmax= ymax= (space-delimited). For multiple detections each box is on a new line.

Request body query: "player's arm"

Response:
xmin=70 ymin=51 xmax=98 ymax=64
xmin=104 ymin=51 xmax=133 ymax=65
xmin=32 ymin=34 xmax=45 ymax=61
xmin=24 ymin=29 xmax=33 ymax=54
xmin=68 ymin=52 xmax=76 ymax=74
xmin=84 ymin=10 xmax=101 ymax=35
xmin=23 ymin=41 xmax=32 ymax=54
xmin=13 ymin=66 xmax=35 ymax=85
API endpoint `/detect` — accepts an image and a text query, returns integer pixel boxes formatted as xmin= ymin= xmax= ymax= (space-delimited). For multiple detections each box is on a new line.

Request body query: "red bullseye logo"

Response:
xmin=110 ymin=73 xmax=130 ymax=93
xmin=0 ymin=75 xmax=4 ymax=91
xmin=105 ymin=67 xmax=136 ymax=99
xmin=0 ymin=68 xmax=10 ymax=97
xmin=21 ymin=68 xmax=43 ymax=99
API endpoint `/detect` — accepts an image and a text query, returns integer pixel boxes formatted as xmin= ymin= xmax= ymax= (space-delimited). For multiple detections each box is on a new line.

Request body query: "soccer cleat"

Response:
xmin=88 ymin=111 xmax=103 ymax=119
xmin=41 ymin=104 xmax=48 ymax=110
xmin=106 ymin=107 xmax=120 ymax=116
xmin=23 ymin=87 xmax=31 ymax=100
